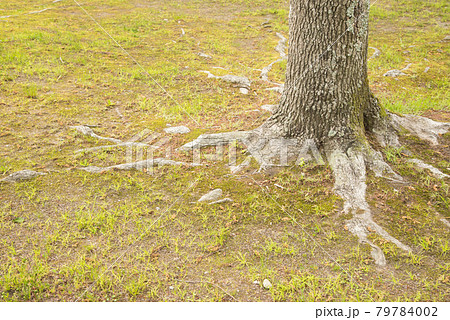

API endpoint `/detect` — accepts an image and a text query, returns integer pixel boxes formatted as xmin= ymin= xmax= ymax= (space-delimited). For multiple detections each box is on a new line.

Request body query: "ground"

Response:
xmin=0 ymin=0 xmax=449 ymax=301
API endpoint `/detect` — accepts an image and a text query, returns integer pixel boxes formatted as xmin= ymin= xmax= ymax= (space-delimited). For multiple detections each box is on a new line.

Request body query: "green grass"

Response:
xmin=0 ymin=0 xmax=449 ymax=301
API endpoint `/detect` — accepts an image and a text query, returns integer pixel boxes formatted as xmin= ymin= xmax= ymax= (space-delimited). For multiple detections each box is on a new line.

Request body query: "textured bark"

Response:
xmin=270 ymin=0 xmax=379 ymax=147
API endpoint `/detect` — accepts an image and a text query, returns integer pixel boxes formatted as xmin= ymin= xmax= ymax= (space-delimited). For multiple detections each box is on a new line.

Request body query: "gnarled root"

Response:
xmin=327 ymin=146 xmax=412 ymax=266
xmin=79 ymin=158 xmax=196 ymax=174
xmin=179 ymin=122 xmax=323 ymax=172
xmin=389 ymin=113 xmax=450 ymax=146
xmin=181 ymin=124 xmax=412 ymax=266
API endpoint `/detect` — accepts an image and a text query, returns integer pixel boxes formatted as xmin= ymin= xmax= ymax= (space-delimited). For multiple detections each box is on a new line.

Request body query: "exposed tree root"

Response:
xmin=383 ymin=63 xmax=412 ymax=78
xmin=71 ymin=126 xmax=178 ymax=154
xmin=260 ymin=104 xmax=277 ymax=113
xmin=260 ymin=33 xmax=287 ymax=82
xmin=72 ymin=126 xmax=193 ymax=173
xmin=373 ymin=111 xmax=449 ymax=180
xmin=368 ymin=47 xmax=381 ymax=60
xmin=79 ymin=158 xmax=196 ymax=174
xmin=180 ymin=113 xmax=450 ymax=266
xmin=0 ymin=8 xmax=51 ymax=19
xmin=1 ymin=170 xmax=46 ymax=183
xmin=199 ymin=33 xmax=287 ymax=96
xmin=180 ymin=126 xmax=411 ymax=265
xmin=197 ymin=52 xmax=212 ymax=59
xmin=327 ymin=146 xmax=411 ymax=266
xmin=209 ymin=198 xmax=233 ymax=205
xmin=389 ymin=113 xmax=450 ymax=146
xmin=199 ymin=71 xmax=251 ymax=94
xmin=179 ymin=122 xmax=322 ymax=171
xmin=197 ymin=188 xmax=222 ymax=202
xmin=439 ymin=217 xmax=450 ymax=229
xmin=266 ymin=84 xmax=284 ymax=94
xmin=0 ymin=1 xmax=67 ymax=20
xmin=71 ymin=125 xmax=122 ymax=144
xmin=408 ymin=159 xmax=449 ymax=179
xmin=364 ymin=147 xmax=403 ymax=181
xmin=327 ymin=111 xmax=450 ymax=253
xmin=74 ymin=141 xmax=150 ymax=154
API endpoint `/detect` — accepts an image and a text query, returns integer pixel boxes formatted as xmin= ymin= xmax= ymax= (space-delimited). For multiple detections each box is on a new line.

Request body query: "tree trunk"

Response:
xmin=270 ymin=0 xmax=381 ymax=148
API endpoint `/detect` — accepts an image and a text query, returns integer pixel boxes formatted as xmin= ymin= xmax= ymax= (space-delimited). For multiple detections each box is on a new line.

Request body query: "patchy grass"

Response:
xmin=0 ymin=0 xmax=449 ymax=301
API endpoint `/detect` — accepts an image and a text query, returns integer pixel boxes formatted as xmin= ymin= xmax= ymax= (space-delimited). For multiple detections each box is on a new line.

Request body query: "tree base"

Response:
xmin=180 ymin=112 xmax=450 ymax=266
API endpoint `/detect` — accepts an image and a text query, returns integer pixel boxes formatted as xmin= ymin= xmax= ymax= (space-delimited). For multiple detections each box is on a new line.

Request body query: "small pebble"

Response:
xmin=263 ymin=279 xmax=272 ymax=289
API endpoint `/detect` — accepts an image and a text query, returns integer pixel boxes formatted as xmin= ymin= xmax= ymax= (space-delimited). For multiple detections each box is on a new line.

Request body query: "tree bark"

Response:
xmin=270 ymin=0 xmax=381 ymax=148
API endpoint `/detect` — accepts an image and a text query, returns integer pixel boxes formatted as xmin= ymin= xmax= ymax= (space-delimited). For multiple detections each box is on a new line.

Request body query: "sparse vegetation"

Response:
xmin=0 ymin=0 xmax=449 ymax=301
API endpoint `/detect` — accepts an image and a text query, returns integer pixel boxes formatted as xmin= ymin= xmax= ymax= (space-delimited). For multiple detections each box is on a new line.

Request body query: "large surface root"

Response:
xmin=373 ymin=112 xmax=449 ymax=182
xmin=389 ymin=112 xmax=450 ymax=146
xmin=179 ymin=122 xmax=323 ymax=171
xmin=181 ymin=124 xmax=412 ymax=266
xmin=72 ymin=126 xmax=193 ymax=173
xmin=1 ymin=170 xmax=46 ymax=183
xmin=79 ymin=158 xmax=195 ymax=174
xmin=181 ymin=111 xmax=450 ymax=265
xmin=407 ymin=158 xmax=449 ymax=179
xmin=327 ymin=147 xmax=412 ymax=266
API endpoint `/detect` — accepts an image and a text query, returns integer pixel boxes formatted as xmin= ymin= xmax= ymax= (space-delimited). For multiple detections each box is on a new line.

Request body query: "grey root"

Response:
xmin=260 ymin=32 xmax=287 ymax=83
xmin=180 ymin=112 xmax=449 ymax=265
xmin=1 ymin=170 xmax=46 ymax=183
xmin=199 ymin=29 xmax=288 ymax=93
